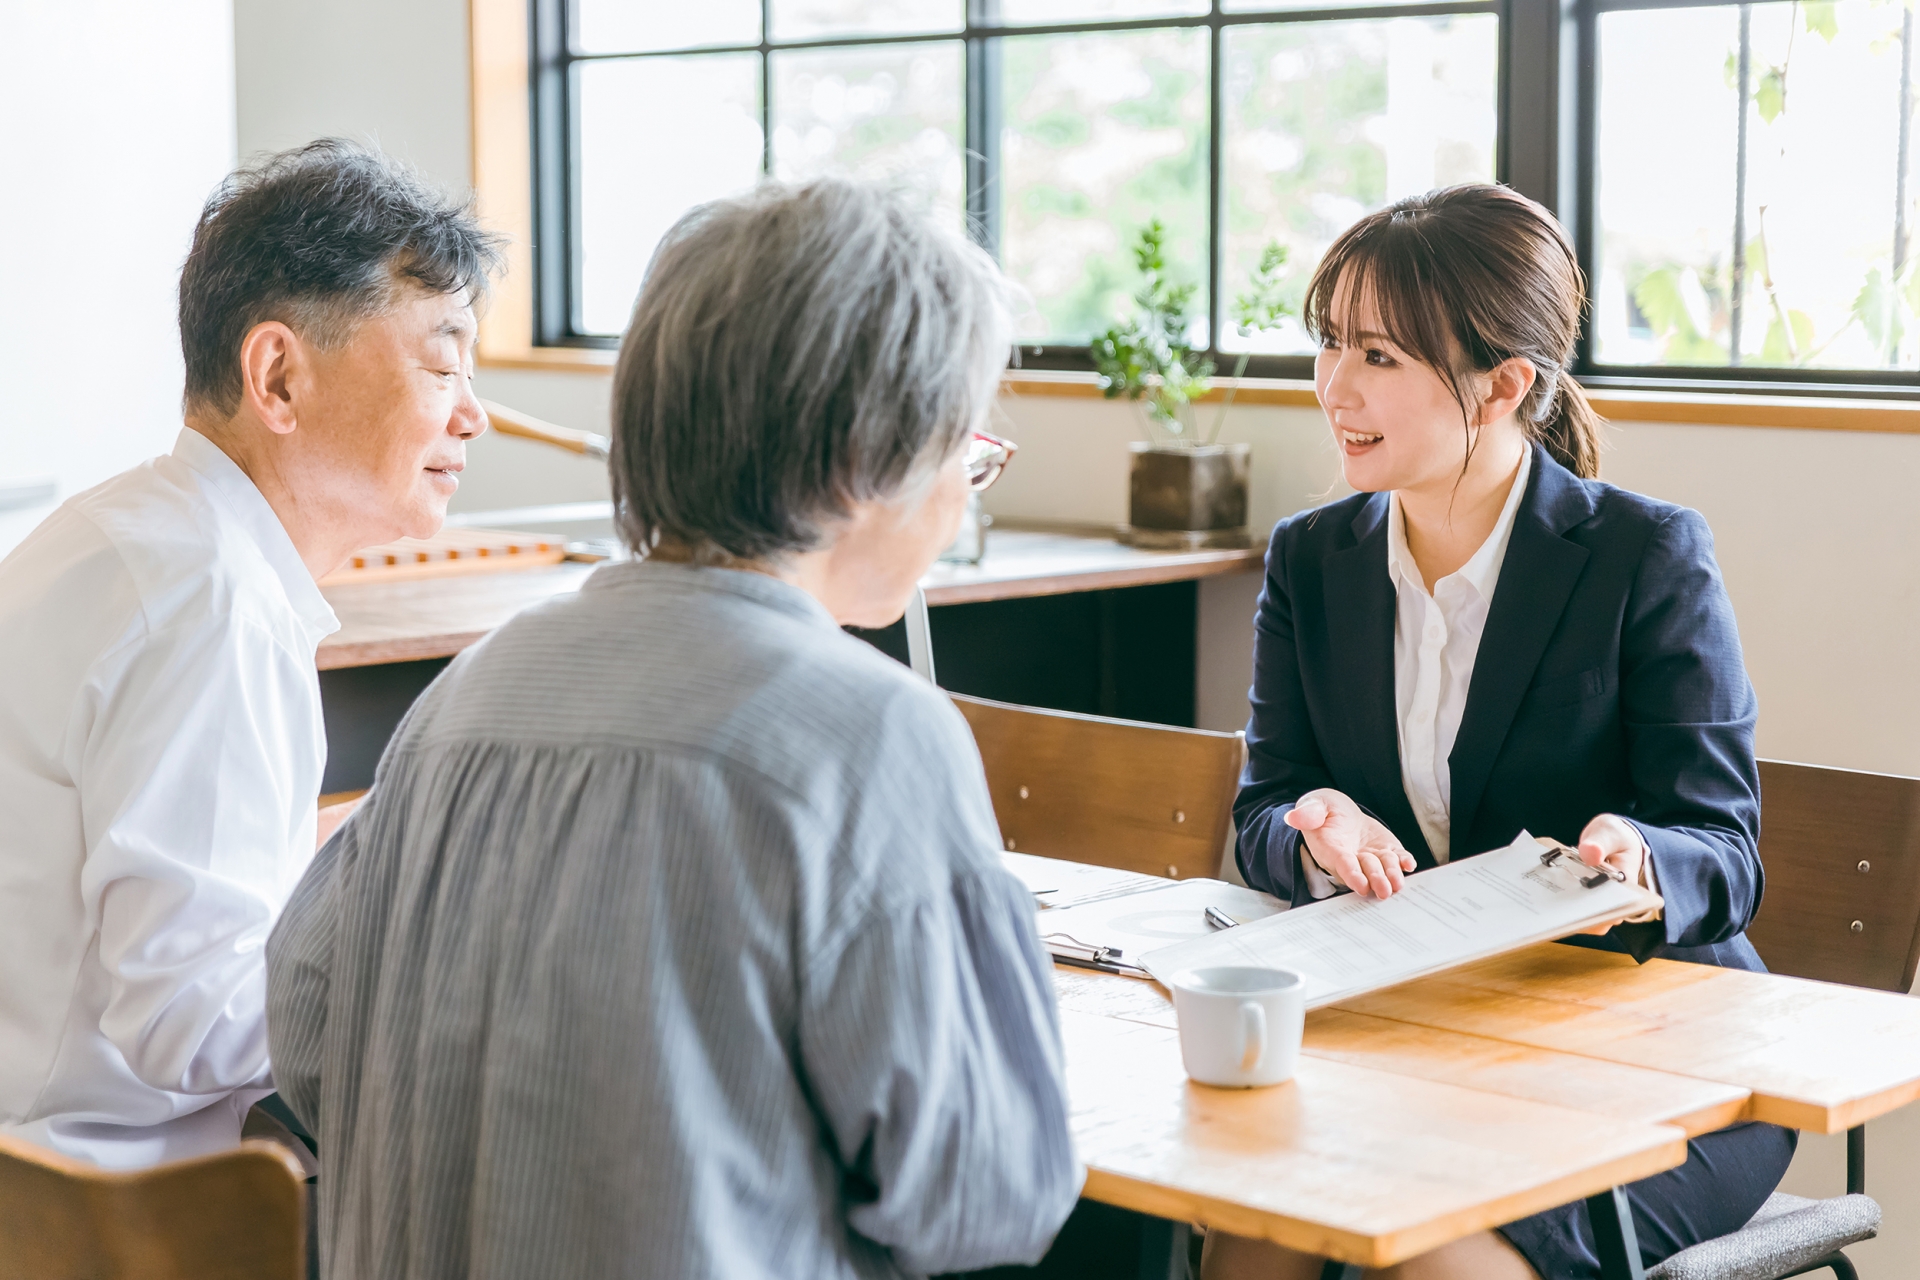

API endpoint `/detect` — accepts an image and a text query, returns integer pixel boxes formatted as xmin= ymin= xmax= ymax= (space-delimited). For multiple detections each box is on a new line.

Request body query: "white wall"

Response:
xmin=0 ymin=0 xmax=237 ymax=556
xmin=229 ymin=1 xmax=1920 ymax=1271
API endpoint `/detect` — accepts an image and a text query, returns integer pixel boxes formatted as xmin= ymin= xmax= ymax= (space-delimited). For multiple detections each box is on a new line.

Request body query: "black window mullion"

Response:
xmin=532 ymin=0 xmax=573 ymax=346
xmin=966 ymin=0 xmax=1004 ymax=258
xmin=760 ymin=0 xmax=774 ymax=175
xmin=1207 ymin=7 xmax=1224 ymax=357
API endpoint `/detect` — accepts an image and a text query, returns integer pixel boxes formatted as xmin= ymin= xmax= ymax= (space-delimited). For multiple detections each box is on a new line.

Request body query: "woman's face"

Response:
xmin=1313 ymin=281 xmax=1478 ymax=496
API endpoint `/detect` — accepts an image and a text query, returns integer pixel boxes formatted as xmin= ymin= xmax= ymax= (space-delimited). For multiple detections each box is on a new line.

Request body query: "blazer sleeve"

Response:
xmin=1233 ymin=521 xmax=1339 ymax=904
xmin=1613 ymin=507 xmax=1764 ymax=955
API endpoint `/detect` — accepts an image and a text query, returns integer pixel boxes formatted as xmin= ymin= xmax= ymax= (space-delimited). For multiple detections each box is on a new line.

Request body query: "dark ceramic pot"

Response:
xmin=1125 ymin=442 xmax=1251 ymax=549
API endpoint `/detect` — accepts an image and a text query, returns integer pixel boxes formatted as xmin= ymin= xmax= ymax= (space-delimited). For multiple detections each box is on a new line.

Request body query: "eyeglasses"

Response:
xmin=964 ymin=430 xmax=1017 ymax=492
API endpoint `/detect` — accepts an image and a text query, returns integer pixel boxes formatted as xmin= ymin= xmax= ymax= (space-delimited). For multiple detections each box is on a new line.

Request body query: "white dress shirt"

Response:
xmin=0 ymin=428 xmax=336 ymax=1168
xmin=1301 ymin=447 xmax=1531 ymax=897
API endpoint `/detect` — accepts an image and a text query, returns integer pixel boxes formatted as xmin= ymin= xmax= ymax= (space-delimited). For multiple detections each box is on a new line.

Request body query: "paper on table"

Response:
xmin=1140 ymin=832 xmax=1663 ymax=1009
xmin=1000 ymin=850 xmax=1167 ymax=910
xmin=1036 ymin=878 xmax=1285 ymax=965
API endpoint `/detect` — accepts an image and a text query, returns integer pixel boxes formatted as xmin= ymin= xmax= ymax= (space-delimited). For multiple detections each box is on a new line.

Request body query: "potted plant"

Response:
xmin=1092 ymin=226 xmax=1291 ymax=549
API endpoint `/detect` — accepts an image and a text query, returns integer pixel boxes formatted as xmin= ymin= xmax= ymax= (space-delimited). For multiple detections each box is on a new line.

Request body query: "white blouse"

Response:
xmin=0 ymin=429 xmax=337 ymax=1168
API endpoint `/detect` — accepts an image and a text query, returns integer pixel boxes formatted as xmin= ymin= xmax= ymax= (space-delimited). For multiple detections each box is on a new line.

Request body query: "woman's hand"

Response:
xmin=1573 ymin=813 xmax=1648 ymax=934
xmin=1285 ymin=789 xmax=1418 ymax=899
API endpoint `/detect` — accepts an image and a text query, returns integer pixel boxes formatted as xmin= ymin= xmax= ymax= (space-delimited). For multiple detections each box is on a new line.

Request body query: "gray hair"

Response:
xmin=609 ymin=178 xmax=1014 ymax=562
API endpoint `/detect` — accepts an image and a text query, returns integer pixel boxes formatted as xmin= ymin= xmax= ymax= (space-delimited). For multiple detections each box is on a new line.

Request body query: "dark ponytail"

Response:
xmin=1538 ymin=374 xmax=1604 ymax=480
xmin=1303 ymin=184 xmax=1605 ymax=480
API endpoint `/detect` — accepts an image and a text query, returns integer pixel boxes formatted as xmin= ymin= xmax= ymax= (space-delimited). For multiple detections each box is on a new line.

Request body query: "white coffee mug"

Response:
xmin=1167 ymin=966 xmax=1306 ymax=1088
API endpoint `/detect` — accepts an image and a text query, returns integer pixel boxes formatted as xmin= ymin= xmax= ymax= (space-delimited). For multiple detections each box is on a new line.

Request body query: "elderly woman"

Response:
xmin=264 ymin=180 xmax=1081 ymax=1280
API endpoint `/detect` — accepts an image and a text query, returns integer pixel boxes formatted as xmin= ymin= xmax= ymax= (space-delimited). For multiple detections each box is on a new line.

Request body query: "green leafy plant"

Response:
xmin=1208 ymin=241 xmax=1294 ymax=440
xmin=1091 ymin=221 xmax=1215 ymax=444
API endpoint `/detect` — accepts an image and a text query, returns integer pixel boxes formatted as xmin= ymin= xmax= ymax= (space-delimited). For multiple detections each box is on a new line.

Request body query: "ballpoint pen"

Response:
xmin=1204 ymin=905 xmax=1239 ymax=931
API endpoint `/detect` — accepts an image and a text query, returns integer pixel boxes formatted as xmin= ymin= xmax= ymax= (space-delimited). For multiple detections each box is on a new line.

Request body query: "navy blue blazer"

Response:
xmin=1234 ymin=444 xmax=1766 ymax=970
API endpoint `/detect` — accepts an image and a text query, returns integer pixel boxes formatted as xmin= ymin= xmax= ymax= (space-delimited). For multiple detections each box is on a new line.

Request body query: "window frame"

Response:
xmin=519 ymin=0 xmax=1920 ymax=397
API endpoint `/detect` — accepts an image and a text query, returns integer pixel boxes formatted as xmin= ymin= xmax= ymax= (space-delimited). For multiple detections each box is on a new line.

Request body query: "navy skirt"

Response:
xmin=1498 ymin=1121 xmax=1798 ymax=1279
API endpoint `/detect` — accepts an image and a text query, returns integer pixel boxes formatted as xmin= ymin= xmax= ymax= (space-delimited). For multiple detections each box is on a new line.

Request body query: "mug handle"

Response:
xmin=1239 ymin=1001 xmax=1267 ymax=1072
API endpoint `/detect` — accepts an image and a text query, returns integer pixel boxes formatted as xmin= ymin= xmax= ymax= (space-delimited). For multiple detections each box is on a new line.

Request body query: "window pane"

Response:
xmin=772 ymin=43 xmax=965 ymax=220
xmin=575 ymin=0 xmax=759 ymax=53
xmin=1221 ymin=15 xmax=1497 ymax=355
xmin=1594 ymin=2 xmax=1916 ymax=371
xmin=770 ymin=0 xmax=961 ymax=41
xmin=576 ymin=54 xmax=764 ymax=334
xmin=999 ymin=28 xmax=1210 ymax=343
xmin=997 ymin=0 xmax=1206 ymax=24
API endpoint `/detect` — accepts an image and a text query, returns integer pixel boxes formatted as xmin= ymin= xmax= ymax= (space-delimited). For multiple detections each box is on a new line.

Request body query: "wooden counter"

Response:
xmin=316 ymin=527 xmax=1264 ymax=671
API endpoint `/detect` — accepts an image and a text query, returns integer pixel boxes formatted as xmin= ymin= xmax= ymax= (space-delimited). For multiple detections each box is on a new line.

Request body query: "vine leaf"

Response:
xmin=1803 ymin=1 xmax=1840 ymax=41
xmin=1633 ymin=267 xmax=1697 ymax=341
xmin=1760 ymin=308 xmax=1816 ymax=364
xmin=1756 ymin=67 xmax=1788 ymax=122
xmin=1854 ymin=266 xmax=1895 ymax=350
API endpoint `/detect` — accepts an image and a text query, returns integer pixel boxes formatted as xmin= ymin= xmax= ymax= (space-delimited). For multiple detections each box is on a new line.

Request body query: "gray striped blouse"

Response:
xmin=266 ymin=561 xmax=1082 ymax=1279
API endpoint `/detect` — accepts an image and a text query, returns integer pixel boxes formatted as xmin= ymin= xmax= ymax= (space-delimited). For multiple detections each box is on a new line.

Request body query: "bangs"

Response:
xmin=1304 ymin=215 xmax=1464 ymax=384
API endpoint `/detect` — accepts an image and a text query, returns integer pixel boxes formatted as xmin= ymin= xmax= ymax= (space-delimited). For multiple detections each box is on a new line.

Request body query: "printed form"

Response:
xmin=1141 ymin=833 xmax=1662 ymax=1008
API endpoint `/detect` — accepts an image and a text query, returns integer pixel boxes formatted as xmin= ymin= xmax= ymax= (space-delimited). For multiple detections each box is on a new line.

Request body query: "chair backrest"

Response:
xmin=951 ymin=694 xmax=1246 ymax=882
xmin=1746 ymin=759 xmax=1920 ymax=993
xmin=0 ymin=1134 xmax=307 ymax=1280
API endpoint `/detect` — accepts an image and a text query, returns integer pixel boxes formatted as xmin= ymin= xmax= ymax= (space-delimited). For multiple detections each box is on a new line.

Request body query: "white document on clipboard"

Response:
xmin=1139 ymin=832 xmax=1662 ymax=1009
xmin=1036 ymin=878 xmax=1285 ymax=971
xmin=999 ymin=850 xmax=1166 ymax=909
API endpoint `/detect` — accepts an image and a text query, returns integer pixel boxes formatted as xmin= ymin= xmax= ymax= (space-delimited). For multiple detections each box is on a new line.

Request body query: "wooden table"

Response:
xmin=316 ymin=527 xmax=1263 ymax=671
xmin=1044 ymin=928 xmax=1920 ymax=1277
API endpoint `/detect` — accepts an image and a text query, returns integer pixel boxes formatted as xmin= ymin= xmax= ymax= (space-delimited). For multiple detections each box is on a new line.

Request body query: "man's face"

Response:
xmin=297 ymin=285 xmax=486 ymax=546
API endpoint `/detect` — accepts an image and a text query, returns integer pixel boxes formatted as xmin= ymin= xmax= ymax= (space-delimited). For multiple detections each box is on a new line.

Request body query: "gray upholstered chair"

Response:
xmin=1644 ymin=760 xmax=1920 ymax=1280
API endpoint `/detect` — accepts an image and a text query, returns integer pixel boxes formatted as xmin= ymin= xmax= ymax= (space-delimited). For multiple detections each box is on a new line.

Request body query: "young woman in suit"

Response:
xmin=1202 ymin=185 xmax=1794 ymax=1280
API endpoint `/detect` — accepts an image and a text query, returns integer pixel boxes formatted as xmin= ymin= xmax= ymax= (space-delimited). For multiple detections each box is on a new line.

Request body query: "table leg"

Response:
xmin=1585 ymin=1186 xmax=1646 ymax=1280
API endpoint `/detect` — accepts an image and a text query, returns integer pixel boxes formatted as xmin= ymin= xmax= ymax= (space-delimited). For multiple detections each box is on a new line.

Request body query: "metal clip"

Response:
xmin=1538 ymin=840 xmax=1626 ymax=888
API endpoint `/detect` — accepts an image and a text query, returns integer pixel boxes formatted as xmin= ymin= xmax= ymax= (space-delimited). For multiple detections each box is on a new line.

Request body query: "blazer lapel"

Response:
xmin=1322 ymin=494 xmax=1431 ymax=862
xmin=1447 ymin=447 xmax=1595 ymax=846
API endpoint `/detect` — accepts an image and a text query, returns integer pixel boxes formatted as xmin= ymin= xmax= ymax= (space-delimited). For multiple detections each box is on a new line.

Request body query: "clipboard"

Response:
xmin=1139 ymin=832 xmax=1662 ymax=1009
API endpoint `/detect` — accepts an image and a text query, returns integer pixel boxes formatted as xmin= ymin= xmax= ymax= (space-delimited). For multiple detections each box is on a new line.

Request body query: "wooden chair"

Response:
xmin=950 ymin=694 xmax=1246 ymax=882
xmin=1745 ymin=759 xmax=1920 ymax=993
xmin=0 ymin=1134 xmax=307 ymax=1280
xmin=1645 ymin=760 xmax=1920 ymax=1280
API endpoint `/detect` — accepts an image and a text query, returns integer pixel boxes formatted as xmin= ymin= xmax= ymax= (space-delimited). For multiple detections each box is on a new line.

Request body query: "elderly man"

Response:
xmin=0 ymin=139 xmax=500 ymax=1167
xmin=267 ymin=179 xmax=1079 ymax=1279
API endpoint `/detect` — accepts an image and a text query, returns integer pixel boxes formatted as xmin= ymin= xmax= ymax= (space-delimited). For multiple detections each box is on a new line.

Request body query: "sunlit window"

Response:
xmin=554 ymin=0 xmax=1499 ymax=357
xmin=547 ymin=0 xmax=1919 ymax=387
xmin=1593 ymin=0 xmax=1918 ymax=375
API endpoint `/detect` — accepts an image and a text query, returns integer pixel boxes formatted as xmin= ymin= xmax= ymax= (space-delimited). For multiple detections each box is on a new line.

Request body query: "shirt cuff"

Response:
xmin=1623 ymin=825 xmax=1663 ymax=923
xmin=1298 ymin=835 xmax=1347 ymax=900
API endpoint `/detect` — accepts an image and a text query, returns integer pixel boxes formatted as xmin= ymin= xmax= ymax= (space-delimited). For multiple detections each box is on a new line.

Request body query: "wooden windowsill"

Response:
xmin=474 ymin=350 xmax=1920 ymax=434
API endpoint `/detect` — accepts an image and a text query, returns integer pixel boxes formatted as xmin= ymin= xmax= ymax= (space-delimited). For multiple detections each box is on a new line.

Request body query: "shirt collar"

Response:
xmin=1385 ymin=442 xmax=1533 ymax=602
xmin=172 ymin=428 xmax=340 ymax=644
xmin=583 ymin=557 xmax=843 ymax=631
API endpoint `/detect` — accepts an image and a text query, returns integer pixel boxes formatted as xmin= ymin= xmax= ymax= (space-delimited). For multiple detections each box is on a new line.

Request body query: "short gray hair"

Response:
xmin=610 ymin=178 xmax=1014 ymax=562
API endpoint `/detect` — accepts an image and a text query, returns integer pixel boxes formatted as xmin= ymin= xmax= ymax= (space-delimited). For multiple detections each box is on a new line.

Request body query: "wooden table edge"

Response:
xmin=922 ymin=549 xmax=1262 ymax=606
xmin=317 ymin=630 xmax=492 ymax=670
xmin=1745 ymin=1075 xmax=1920 ymax=1134
xmin=1080 ymin=1130 xmax=1690 ymax=1268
